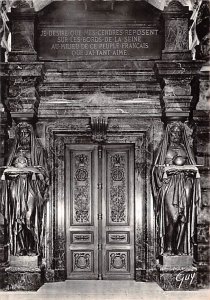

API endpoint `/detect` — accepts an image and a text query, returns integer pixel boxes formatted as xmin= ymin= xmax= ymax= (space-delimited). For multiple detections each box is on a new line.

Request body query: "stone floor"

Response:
xmin=0 ymin=280 xmax=209 ymax=300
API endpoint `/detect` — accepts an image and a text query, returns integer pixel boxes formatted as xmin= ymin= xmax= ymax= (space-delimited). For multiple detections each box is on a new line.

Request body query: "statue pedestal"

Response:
xmin=156 ymin=255 xmax=197 ymax=290
xmin=4 ymin=256 xmax=44 ymax=291
xmin=0 ymin=264 xmax=7 ymax=289
xmin=159 ymin=255 xmax=193 ymax=267
xmin=10 ymin=255 xmax=39 ymax=268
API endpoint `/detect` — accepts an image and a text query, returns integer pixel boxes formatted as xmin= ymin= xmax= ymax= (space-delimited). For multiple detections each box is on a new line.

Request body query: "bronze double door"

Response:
xmin=65 ymin=144 xmax=134 ymax=279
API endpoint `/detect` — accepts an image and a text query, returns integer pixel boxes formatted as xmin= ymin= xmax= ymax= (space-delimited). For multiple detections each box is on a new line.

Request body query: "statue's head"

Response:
xmin=169 ymin=122 xmax=184 ymax=144
xmin=16 ymin=122 xmax=32 ymax=148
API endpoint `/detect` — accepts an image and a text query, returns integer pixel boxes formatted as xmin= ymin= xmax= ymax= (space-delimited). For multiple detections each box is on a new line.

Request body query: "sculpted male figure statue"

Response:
xmin=152 ymin=122 xmax=201 ymax=256
xmin=1 ymin=122 xmax=49 ymax=256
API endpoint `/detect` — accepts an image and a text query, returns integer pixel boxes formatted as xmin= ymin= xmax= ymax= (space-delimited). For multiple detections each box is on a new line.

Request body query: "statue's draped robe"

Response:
xmin=1 ymin=127 xmax=49 ymax=255
xmin=152 ymin=125 xmax=201 ymax=255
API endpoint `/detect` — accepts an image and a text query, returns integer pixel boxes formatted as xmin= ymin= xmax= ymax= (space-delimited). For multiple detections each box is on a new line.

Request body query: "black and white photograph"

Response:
xmin=0 ymin=0 xmax=209 ymax=299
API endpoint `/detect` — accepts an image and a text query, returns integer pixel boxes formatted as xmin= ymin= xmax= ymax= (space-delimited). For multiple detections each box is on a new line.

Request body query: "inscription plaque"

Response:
xmin=38 ymin=25 xmax=161 ymax=60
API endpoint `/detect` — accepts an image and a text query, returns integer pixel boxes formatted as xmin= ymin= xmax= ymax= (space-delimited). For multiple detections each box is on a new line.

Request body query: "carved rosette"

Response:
xmin=108 ymin=251 xmax=129 ymax=272
xmin=73 ymin=252 xmax=92 ymax=272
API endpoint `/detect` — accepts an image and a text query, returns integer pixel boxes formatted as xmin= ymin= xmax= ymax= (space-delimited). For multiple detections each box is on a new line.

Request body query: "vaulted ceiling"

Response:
xmin=32 ymin=0 xmax=198 ymax=12
xmin=0 ymin=0 xmax=200 ymax=13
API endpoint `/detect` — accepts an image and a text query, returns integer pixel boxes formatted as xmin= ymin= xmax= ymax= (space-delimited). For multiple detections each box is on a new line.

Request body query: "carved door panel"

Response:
xmin=66 ymin=144 xmax=134 ymax=279
xmin=101 ymin=145 xmax=134 ymax=279
xmin=66 ymin=145 xmax=99 ymax=279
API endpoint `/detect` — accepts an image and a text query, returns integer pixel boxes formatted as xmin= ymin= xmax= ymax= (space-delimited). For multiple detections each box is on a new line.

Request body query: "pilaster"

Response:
xmin=0 ymin=62 xmax=9 ymax=288
xmin=193 ymin=63 xmax=210 ymax=288
xmin=0 ymin=105 xmax=7 ymax=287
xmin=193 ymin=1 xmax=210 ymax=288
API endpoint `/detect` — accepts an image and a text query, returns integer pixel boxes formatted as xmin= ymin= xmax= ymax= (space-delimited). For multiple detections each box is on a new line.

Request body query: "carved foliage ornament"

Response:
xmin=90 ymin=117 xmax=108 ymax=142
xmin=73 ymin=153 xmax=90 ymax=224
xmin=109 ymin=153 xmax=127 ymax=224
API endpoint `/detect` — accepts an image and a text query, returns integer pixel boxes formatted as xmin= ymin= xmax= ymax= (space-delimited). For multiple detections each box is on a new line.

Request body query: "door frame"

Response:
xmin=45 ymin=124 xmax=156 ymax=281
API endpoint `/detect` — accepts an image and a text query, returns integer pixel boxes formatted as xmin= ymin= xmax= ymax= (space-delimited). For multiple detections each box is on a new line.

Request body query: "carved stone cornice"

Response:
xmin=154 ymin=61 xmax=203 ymax=78
xmin=154 ymin=60 xmax=204 ymax=120
xmin=7 ymin=62 xmax=44 ymax=76
xmin=4 ymin=62 xmax=44 ymax=122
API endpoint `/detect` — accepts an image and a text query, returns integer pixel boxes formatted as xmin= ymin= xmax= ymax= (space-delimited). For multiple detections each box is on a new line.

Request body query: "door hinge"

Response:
xmin=98 ymin=148 xmax=102 ymax=159
xmin=98 ymin=183 xmax=103 ymax=189
xmin=98 ymin=213 xmax=103 ymax=220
